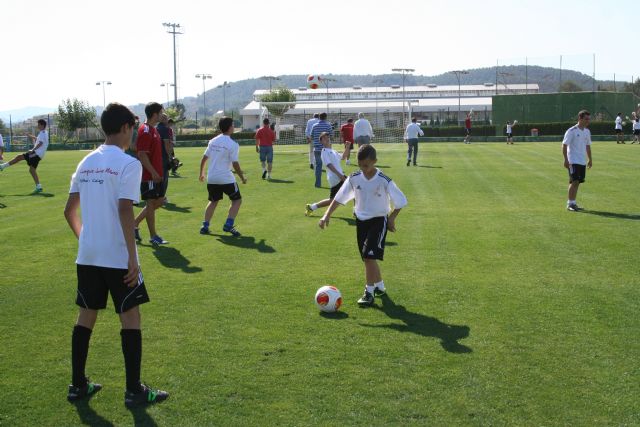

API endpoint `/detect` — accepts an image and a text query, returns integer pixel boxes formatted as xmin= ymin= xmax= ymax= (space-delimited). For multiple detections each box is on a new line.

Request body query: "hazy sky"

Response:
xmin=1 ymin=0 xmax=636 ymax=111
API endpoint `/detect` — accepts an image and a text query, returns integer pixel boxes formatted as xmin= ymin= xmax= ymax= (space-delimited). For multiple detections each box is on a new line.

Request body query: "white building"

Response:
xmin=240 ymin=83 xmax=539 ymax=130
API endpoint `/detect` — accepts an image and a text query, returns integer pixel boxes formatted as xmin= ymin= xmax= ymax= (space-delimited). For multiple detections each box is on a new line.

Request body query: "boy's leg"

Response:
xmin=204 ymin=200 xmax=218 ymax=223
xmin=135 ymin=206 xmax=147 ymax=227
xmin=29 ymin=166 xmax=40 ymax=186
xmin=267 ymin=162 xmax=272 ymax=175
xmin=119 ymin=306 xmax=143 ymax=394
xmin=413 ymin=141 xmax=418 ymax=164
xmin=364 ymin=259 xmax=382 ymax=285
xmin=407 ymin=143 xmax=412 ymax=165
xmin=314 ymin=152 xmax=323 ymax=187
xmin=227 ymin=198 xmax=242 ymax=220
xmin=71 ymin=308 xmax=98 ymax=388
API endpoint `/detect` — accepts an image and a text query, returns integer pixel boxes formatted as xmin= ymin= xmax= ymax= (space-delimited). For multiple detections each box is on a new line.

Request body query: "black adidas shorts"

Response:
xmin=141 ymin=180 xmax=166 ymax=200
xmin=356 ymin=216 xmax=388 ymax=261
xmin=329 ymin=181 xmax=343 ymax=199
xmin=76 ymin=264 xmax=149 ymax=314
xmin=23 ymin=151 xmax=42 ymax=168
xmin=568 ymin=164 xmax=586 ymax=183
xmin=207 ymin=183 xmax=242 ymax=202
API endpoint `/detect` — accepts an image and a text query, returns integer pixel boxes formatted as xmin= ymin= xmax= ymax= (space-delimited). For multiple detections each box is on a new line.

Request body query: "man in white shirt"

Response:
xmin=404 ymin=117 xmax=424 ymax=166
xmin=305 ymin=113 xmax=320 ymax=169
xmin=614 ymin=112 xmax=624 ymax=144
xmin=353 ymin=112 xmax=374 ymax=146
xmin=631 ymin=116 xmax=640 ymax=144
xmin=63 ymin=102 xmax=168 ymax=407
xmin=305 ymin=132 xmax=348 ymax=215
xmin=0 ymin=119 xmax=49 ymax=193
xmin=562 ymin=110 xmax=593 ymax=211
xmin=199 ymin=116 xmax=247 ymax=236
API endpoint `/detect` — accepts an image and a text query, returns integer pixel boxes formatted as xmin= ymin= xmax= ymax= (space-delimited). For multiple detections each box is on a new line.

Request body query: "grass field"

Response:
xmin=0 ymin=141 xmax=639 ymax=426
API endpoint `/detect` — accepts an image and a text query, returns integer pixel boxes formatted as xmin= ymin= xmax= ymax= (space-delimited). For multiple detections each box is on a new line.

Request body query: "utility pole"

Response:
xmin=95 ymin=81 xmax=112 ymax=108
xmin=449 ymin=70 xmax=469 ymax=124
xmin=320 ymin=77 xmax=337 ymax=113
xmin=260 ymin=76 xmax=280 ymax=91
xmin=392 ymin=68 xmax=415 ymax=127
xmin=195 ymin=74 xmax=212 ymax=133
xmin=218 ymin=81 xmax=231 ymax=114
xmin=372 ymin=78 xmax=384 ymax=127
xmin=160 ymin=82 xmax=175 ymax=106
xmin=162 ymin=22 xmax=183 ymax=107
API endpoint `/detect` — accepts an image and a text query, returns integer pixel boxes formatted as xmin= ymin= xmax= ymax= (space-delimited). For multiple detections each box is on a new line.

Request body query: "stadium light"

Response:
xmin=372 ymin=78 xmax=384 ymax=127
xmin=195 ymin=74 xmax=212 ymax=133
xmin=260 ymin=76 xmax=281 ymax=91
xmin=449 ymin=70 xmax=469 ymax=124
xmin=217 ymin=81 xmax=231 ymax=114
xmin=392 ymin=68 xmax=414 ymax=127
xmin=320 ymin=77 xmax=337 ymax=113
xmin=162 ymin=22 xmax=183 ymax=106
xmin=95 ymin=81 xmax=112 ymax=108
xmin=160 ymin=82 xmax=175 ymax=107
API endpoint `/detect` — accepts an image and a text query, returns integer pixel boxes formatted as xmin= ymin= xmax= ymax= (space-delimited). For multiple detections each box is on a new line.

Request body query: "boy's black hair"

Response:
xmin=319 ymin=112 xmax=327 ymax=120
xmin=357 ymin=144 xmax=377 ymax=161
xmin=347 ymin=118 xmax=353 ymax=123
xmin=313 ymin=113 xmax=319 ymax=118
xmin=578 ymin=110 xmax=591 ymax=119
xmin=37 ymin=119 xmax=47 ymax=128
xmin=263 ymin=118 xmax=270 ymax=125
xmin=101 ymin=103 xmax=136 ymax=136
xmin=617 ymin=112 xmax=622 ymax=116
xmin=144 ymin=102 xmax=163 ymax=120
xmin=219 ymin=116 xmax=234 ymax=133
xmin=411 ymin=117 xmax=417 ymax=122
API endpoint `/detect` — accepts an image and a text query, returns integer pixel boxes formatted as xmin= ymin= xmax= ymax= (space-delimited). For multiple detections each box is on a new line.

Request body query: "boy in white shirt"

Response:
xmin=199 ymin=117 xmax=247 ymax=236
xmin=0 ymin=119 xmax=49 ymax=193
xmin=319 ymin=144 xmax=408 ymax=306
xmin=562 ymin=110 xmax=593 ymax=211
xmin=305 ymin=132 xmax=348 ymax=215
xmin=631 ymin=117 xmax=640 ymax=144
xmin=63 ymin=103 xmax=168 ymax=407
xmin=614 ymin=113 xmax=625 ymax=144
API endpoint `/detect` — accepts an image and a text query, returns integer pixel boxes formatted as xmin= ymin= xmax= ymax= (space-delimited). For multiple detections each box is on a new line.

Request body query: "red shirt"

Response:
xmin=255 ymin=126 xmax=276 ymax=147
xmin=340 ymin=123 xmax=354 ymax=143
xmin=465 ymin=117 xmax=471 ymax=129
xmin=136 ymin=124 xmax=164 ymax=180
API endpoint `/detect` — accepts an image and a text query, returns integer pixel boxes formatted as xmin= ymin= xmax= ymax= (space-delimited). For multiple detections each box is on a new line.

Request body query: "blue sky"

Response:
xmin=0 ymin=0 xmax=635 ymax=111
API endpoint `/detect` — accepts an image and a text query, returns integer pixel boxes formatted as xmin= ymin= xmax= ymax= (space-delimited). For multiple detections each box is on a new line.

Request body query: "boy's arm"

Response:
xmin=326 ymin=163 xmax=347 ymax=181
xmin=387 ymin=208 xmax=402 ymax=232
xmin=319 ymin=199 xmax=342 ymax=229
xmin=232 ymin=161 xmax=247 ymax=184
xmin=137 ymin=151 xmax=161 ymax=182
xmin=64 ymin=193 xmax=82 ymax=239
xmin=199 ymin=155 xmax=208 ymax=182
xmin=118 ymin=199 xmax=140 ymax=287
xmin=586 ymin=145 xmax=592 ymax=168
xmin=562 ymin=144 xmax=569 ymax=168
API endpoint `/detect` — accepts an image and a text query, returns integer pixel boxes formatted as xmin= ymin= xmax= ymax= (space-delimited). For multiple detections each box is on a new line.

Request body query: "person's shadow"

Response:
xmin=267 ymin=178 xmax=294 ymax=184
xmin=71 ymin=399 xmax=114 ymax=427
xmin=580 ymin=209 xmax=640 ymax=221
xmin=212 ymin=234 xmax=276 ymax=253
xmin=365 ymin=294 xmax=472 ymax=354
xmin=417 ymin=165 xmax=443 ymax=169
xmin=128 ymin=407 xmax=159 ymax=427
xmin=162 ymin=202 xmax=191 ymax=213
xmin=151 ymin=246 xmax=202 ymax=273
xmin=335 ymin=216 xmax=356 ymax=226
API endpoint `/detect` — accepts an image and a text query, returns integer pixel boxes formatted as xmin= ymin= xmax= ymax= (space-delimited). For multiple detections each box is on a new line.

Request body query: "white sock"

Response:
xmin=262 ymin=168 xmax=266 ymax=172
xmin=567 ymin=199 xmax=575 ymax=205
xmin=1 ymin=162 xmax=9 ymax=168
xmin=365 ymin=285 xmax=375 ymax=295
xmin=374 ymin=280 xmax=385 ymax=290
xmin=310 ymin=203 xmax=318 ymax=211
xmin=36 ymin=183 xmax=42 ymax=189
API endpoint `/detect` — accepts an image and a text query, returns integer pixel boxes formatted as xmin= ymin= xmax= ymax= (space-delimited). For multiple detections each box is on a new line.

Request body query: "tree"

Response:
xmin=559 ymin=80 xmax=583 ymax=92
xmin=260 ymin=86 xmax=296 ymax=118
xmin=57 ymin=98 xmax=96 ymax=141
xmin=0 ymin=118 xmax=6 ymax=134
xmin=623 ymin=78 xmax=640 ymax=97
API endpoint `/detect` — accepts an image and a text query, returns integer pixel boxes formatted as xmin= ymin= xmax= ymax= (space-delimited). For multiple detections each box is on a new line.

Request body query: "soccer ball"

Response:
xmin=307 ymin=75 xmax=322 ymax=90
xmin=315 ymin=285 xmax=342 ymax=313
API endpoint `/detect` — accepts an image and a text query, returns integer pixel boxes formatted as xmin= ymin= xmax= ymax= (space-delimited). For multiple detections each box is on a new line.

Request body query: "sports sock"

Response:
xmin=310 ymin=203 xmax=318 ymax=211
xmin=202 ymin=220 xmax=209 ymax=228
xmin=365 ymin=285 xmax=375 ymax=295
xmin=224 ymin=217 xmax=234 ymax=228
xmin=121 ymin=329 xmax=143 ymax=394
xmin=1 ymin=162 xmax=9 ymax=168
xmin=374 ymin=280 xmax=385 ymax=290
xmin=71 ymin=325 xmax=92 ymax=388
xmin=36 ymin=183 xmax=42 ymax=189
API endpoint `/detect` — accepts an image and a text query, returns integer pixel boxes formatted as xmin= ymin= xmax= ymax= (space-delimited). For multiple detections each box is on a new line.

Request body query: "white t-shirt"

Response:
xmin=506 ymin=124 xmax=513 ymax=134
xmin=562 ymin=124 xmax=592 ymax=165
xmin=69 ymin=144 xmax=142 ymax=269
xmin=615 ymin=116 xmax=622 ymax=130
xmin=354 ymin=119 xmax=374 ymax=138
xmin=404 ymin=123 xmax=424 ymax=139
xmin=34 ymin=130 xmax=49 ymax=158
xmin=0 ymin=134 xmax=4 ymax=147
xmin=204 ymin=134 xmax=239 ymax=184
xmin=334 ymin=168 xmax=408 ymax=220
xmin=633 ymin=120 xmax=640 ymax=130
xmin=320 ymin=147 xmax=345 ymax=187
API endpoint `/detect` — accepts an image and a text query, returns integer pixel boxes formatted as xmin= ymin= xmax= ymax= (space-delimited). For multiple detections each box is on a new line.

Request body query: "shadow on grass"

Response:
xmin=72 ymin=399 xmax=115 ymax=427
xmin=417 ymin=165 xmax=443 ymax=169
xmin=128 ymin=406 xmax=158 ymax=427
xmin=151 ymin=246 xmax=202 ymax=273
xmin=0 ymin=202 xmax=5 ymax=208
xmin=335 ymin=216 xmax=356 ymax=226
xmin=6 ymin=191 xmax=55 ymax=197
xmin=365 ymin=294 xmax=472 ymax=354
xmin=266 ymin=178 xmax=294 ymax=184
xmin=320 ymin=311 xmax=349 ymax=319
xmin=580 ymin=209 xmax=640 ymax=221
xmin=162 ymin=202 xmax=191 ymax=213
xmin=212 ymin=234 xmax=276 ymax=253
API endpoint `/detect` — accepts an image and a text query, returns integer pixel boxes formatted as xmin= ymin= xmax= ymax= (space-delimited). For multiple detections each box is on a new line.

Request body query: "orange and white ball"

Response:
xmin=315 ymin=285 xmax=342 ymax=312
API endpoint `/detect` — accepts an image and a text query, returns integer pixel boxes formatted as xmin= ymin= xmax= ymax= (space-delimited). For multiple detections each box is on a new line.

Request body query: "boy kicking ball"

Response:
xmin=318 ymin=144 xmax=407 ymax=306
xmin=305 ymin=132 xmax=347 ymax=216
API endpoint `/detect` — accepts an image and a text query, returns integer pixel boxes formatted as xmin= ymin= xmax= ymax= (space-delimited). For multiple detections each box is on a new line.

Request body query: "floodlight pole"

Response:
xmin=373 ymin=78 xmax=384 ymax=127
xmin=260 ymin=75 xmax=280 ymax=91
xmin=450 ymin=70 xmax=468 ymax=124
xmin=321 ymin=77 xmax=337 ymax=113
xmin=217 ymin=81 xmax=231 ymax=114
xmin=160 ymin=82 xmax=175 ymax=106
xmin=195 ymin=74 xmax=212 ymax=133
xmin=96 ymin=81 xmax=112 ymax=108
xmin=163 ymin=22 xmax=183 ymax=107
xmin=392 ymin=68 xmax=414 ymax=127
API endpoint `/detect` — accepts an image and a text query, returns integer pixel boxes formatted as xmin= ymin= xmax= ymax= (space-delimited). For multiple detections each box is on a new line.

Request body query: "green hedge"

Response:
xmin=500 ymin=121 xmax=633 ymax=136
xmin=419 ymin=125 xmax=496 ymax=137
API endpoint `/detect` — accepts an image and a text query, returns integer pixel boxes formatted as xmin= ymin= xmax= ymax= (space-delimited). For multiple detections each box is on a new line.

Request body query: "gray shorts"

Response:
xmin=355 ymin=136 xmax=370 ymax=146
xmin=259 ymin=146 xmax=273 ymax=163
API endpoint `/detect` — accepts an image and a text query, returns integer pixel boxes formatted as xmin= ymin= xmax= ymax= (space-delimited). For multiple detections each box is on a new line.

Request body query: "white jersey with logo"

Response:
xmin=633 ymin=119 xmax=640 ymax=130
xmin=69 ymin=144 xmax=142 ymax=269
xmin=562 ymin=124 xmax=592 ymax=165
xmin=204 ymin=134 xmax=239 ymax=184
xmin=615 ymin=116 xmax=622 ymax=130
xmin=34 ymin=130 xmax=49 ymax=158
xmin=334 ymin=168 xmax=408 ymax=221
xmin=506 ymin=124 xmax=513 ymax=134
xmin=320 ymin=147 xmax=345 ymax=187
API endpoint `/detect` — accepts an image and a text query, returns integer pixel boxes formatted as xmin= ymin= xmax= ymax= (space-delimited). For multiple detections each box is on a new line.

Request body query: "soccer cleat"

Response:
xmin=374 ymin=287 xmax=386 ymax=297
xmin=34 ymin=187 xmax=43 ymax=193
xmin=357 ymin=291 xmax=374 ymax=306
xmin=413 ymin=163 xmax=417 ymax=166
xmin=267 ymin=174 xmax=271 ymax=180
xmin=406 ymin=160 xmax=410 ymax=166
xmin=124 ymin=384 xmax=169 ymax=408
xmin=67 ymin=380 xmax=102 ymax=402
xmin=149 ymin=235 xmax=169 ymax=245
xmin=305 ymin=204 xmax=313 ymax=216
xmin=567 ymin=204 xmax=582 ymax=212
xmin=223 ymin=224 xmax=241 ymax=237
xmin=262 ymin=170 xmax=267 ymax=180
xmin=310 ymin=164 xmax=314 ymax=169
xmin=134 ymin=228 xmax=142 ymax=243
xmin=199 ymin=226 xmax=210 ymax=235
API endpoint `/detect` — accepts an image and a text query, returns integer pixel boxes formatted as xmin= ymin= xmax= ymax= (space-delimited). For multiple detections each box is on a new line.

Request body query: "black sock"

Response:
xmin=121 ymin=329 xmax=143 ymax=393
xmin=71 ymin=325 xmax=92 ymax=388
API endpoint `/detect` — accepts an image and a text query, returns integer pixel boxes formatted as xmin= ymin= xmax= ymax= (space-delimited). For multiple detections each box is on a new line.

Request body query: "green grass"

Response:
xmin=0 ymin=141 xmax=639 ymax=426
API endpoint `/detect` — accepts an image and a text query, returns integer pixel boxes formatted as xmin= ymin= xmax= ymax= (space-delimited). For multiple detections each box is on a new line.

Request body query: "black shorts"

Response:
xmin=23 ymin=151 xmax=41 ymax=168
xmin=615 ymin=128 xmax=623 ymax=134
xmin=465 ymin=128 xmax=471 ymax=135
xmin=568 ymin=164 xmax=587 ymax=183
xmin=141 ymin=180 xmax=167 ymax=200
xmin=207 ymin=182 xmax=241 ymax=202
xmin=329 ymin=181 xmax=343 ymax=199
xmin=76 ymin=264 xmax=149 ymax=314
xmin=356 ymin=216 xmax=388 ymax=261
xmin=633 ymin=129 xmax=640 ymax=136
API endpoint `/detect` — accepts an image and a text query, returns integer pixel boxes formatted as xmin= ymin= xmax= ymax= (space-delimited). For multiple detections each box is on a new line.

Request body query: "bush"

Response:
xmin=505 ymin=120 xmax=632 ymax=136
xmin=420 ymin=125 xmax=496 ymax=137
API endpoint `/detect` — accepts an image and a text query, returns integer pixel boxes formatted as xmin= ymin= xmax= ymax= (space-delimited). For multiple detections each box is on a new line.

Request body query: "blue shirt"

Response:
xmin=310 ymin=120 xmax=333 ymax=152
xmin=305 ymin=118 xmax=320 ymax=137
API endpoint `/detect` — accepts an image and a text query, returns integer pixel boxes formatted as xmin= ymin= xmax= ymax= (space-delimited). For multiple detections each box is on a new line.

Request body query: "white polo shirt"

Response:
xmin=353 ymin=119 xmax=374 ymax=139
xmin=204 ymin=134 xmax=239 ymax=184
xmin=34 ymin=130 xmax=49 ymax=158
xmin=320 ymin=147 xmax=345 ymax=187
xmin=69 ymin=144 xmax=142 ymax=269
xmin=404 ymin=123 xmax=424 ymax=139
xmin=334 ymin=169 xmax=408 ymax=220
xmin=562 ymin=124 xmax=591 ymax=165
xmin=615 ymin=116 xmax=622 ymax=130
xmin=633 ymin=120 xmax=640 ymax=130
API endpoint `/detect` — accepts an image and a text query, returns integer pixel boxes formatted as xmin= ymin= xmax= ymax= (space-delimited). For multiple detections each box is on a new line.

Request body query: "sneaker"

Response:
xmin=406 ymin=160 xmax=410 ymax=166
xmin=67 ymin=380 xmax=102 ymax=402
xmin=149 ymin=235 xmax=169 ymax=245
xmin=223 ymin=224 xmax=241 ymax=237
xmin=413 ymin=163 xmax=417 ymax=166
xmin=267 ymin=174 xmax=271 ymax=180
xmin=567 ymin=204 xmax=582 ymax=212
xmin=262 ymin=170 xmax=267 ymax=180
xmin=0 ymin=164 xmax=5 ymax=171
xmin=309 ymin=164 xmax=314 ymax=169
xmin=134 ymin=228 xmax=142 ymax=243
xmin=124 ymin=384 xmax=169 ymax=408
xmin=374 ymin=287 xmax=386 ymax=297
xmin=199 ymin=226 xmax=210 ymax=235
xmin=305 ymin=204 xmax=313 ymax=216
xmin=357 ymin=291 xmax=374 ymax=306
xmin=34 ymin=187 xmax=43 ymax=193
